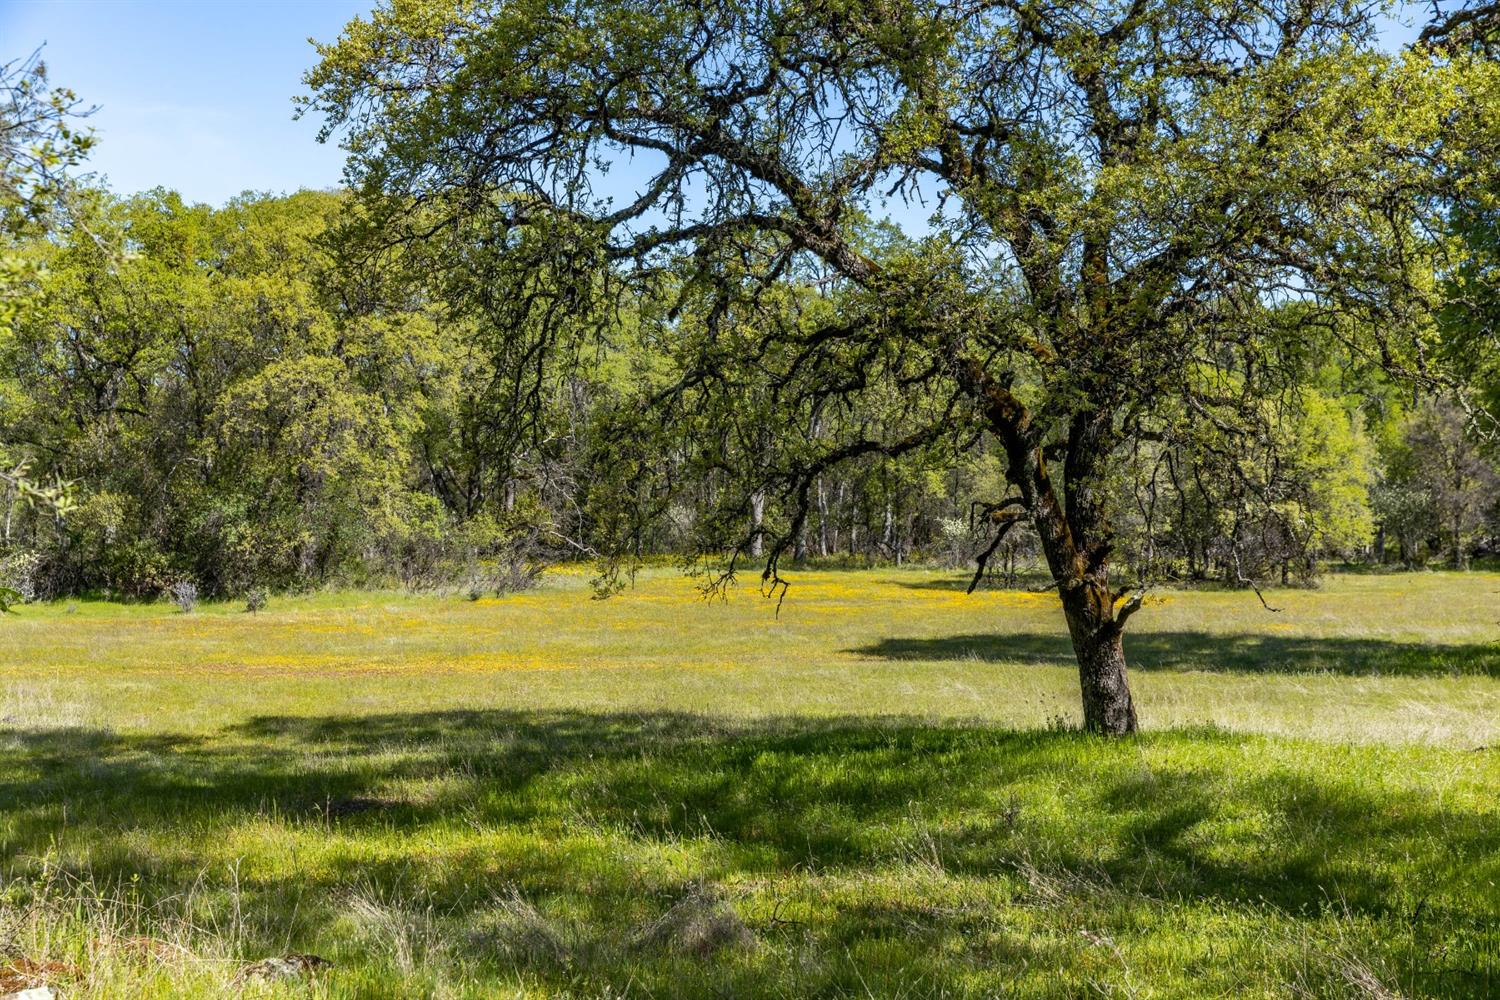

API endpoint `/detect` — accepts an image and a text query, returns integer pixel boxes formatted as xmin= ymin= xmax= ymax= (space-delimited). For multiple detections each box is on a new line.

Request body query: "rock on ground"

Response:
xmin=233 ymin=953 xmax=333 ymax=985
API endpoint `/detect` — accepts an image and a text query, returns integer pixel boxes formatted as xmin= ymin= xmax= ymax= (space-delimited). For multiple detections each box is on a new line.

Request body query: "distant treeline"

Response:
xmin=0 ymin=188 xmax=1495 ymax=601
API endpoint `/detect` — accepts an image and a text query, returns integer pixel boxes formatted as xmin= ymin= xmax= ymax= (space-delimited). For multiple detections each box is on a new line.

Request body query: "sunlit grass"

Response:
xmin=1 ymin=568 xmax=1498 ymax=997
xmin=5 ymin=568 xmax=1498 ymax=744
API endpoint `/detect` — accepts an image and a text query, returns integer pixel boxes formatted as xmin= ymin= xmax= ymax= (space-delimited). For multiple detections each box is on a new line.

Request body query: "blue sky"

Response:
xmin=3 ymin=1 xmax=1427 ymax=210
xmin=1 ymin=0 xmax=368 ymax=204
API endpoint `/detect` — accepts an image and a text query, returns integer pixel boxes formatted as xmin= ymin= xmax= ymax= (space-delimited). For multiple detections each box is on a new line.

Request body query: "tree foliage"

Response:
xmin=1 ymin=50 xmax=93 ymax=527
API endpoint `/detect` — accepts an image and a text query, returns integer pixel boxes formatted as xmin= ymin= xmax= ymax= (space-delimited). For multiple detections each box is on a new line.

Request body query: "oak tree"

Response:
xmin=306 ymin=0 xmax=1497 ymax=733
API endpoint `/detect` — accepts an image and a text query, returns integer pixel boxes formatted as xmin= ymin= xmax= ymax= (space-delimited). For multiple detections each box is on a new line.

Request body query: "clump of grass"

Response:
xmin=469 ymin=889 xmax=573 ymax=968
xmin=631 ymin=882 xmax=755 ymax=959
xmin=0 ymin=867 xmax=249 ymax=997
xmin=340 ymin=883 xmax=446 ymax=978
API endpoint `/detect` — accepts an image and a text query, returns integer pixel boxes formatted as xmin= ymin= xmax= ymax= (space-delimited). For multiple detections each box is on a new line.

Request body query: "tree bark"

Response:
xmin=1060 ymin=581 xmax=1138 ymax=735
xmin=749 ymin=491 xmax=765 ymax=558
xmin=816 ymin=477 xmax=829 ymax=557
xmin=1017 ymin=456 xmax=1140 ymax=735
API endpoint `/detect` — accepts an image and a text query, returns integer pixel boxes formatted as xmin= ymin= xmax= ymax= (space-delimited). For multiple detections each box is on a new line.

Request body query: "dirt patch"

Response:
xmin=0 ymin=958 xmax=77 ymax=993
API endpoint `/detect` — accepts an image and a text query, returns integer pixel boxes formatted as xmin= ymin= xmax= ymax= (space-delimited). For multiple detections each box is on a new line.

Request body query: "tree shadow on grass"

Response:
xmin=851 ymin=630 xmax=1500 ymax=677
xmin=0 ymin=711 xmax=1496 ymax=996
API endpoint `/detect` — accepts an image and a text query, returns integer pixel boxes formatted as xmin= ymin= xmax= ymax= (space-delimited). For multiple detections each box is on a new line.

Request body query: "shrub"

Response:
xmin=0 ymin=550 xmax=42 ymax=604
xmin=169 ymin=580 xmax=198 ymax=613
xmin=244 ymin=586 xmax=268 ymax=614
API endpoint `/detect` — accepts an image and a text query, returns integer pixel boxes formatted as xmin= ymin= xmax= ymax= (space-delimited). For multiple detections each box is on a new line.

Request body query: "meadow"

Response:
xmin=0 ymin=568 xmax=1497 ymax=998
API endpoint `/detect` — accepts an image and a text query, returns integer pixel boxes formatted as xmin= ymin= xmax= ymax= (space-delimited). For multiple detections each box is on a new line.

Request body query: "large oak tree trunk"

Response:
xmin=1060 ymin=581 xmax=1137 ymax=735
xmin=1024 ymin=491 xmax=1139 ymax=736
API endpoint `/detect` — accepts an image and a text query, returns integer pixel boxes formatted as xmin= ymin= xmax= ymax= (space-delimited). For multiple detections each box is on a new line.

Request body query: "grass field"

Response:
xmin=1 ymin=568 xmax=1497 ymax=997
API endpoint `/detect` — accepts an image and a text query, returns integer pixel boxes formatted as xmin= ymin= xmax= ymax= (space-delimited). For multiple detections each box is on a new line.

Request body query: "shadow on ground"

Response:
xmin=851 ymin=630 xmax=1500 ymax=676
xmin=1 ymin=710 xmax=1496 ymax=996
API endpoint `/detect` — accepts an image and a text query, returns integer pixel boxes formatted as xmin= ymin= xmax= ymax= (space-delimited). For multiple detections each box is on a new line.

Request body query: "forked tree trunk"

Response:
xmin=960 ymin=359 xmax=1139 ymax=736
xmin=1059 ymin=577 xmax=1138 ymax=735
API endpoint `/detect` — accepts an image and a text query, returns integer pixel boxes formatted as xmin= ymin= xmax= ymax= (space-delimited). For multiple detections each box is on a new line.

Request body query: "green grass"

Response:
xmin=1 ymin=569 xmax=1498 ymax=997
